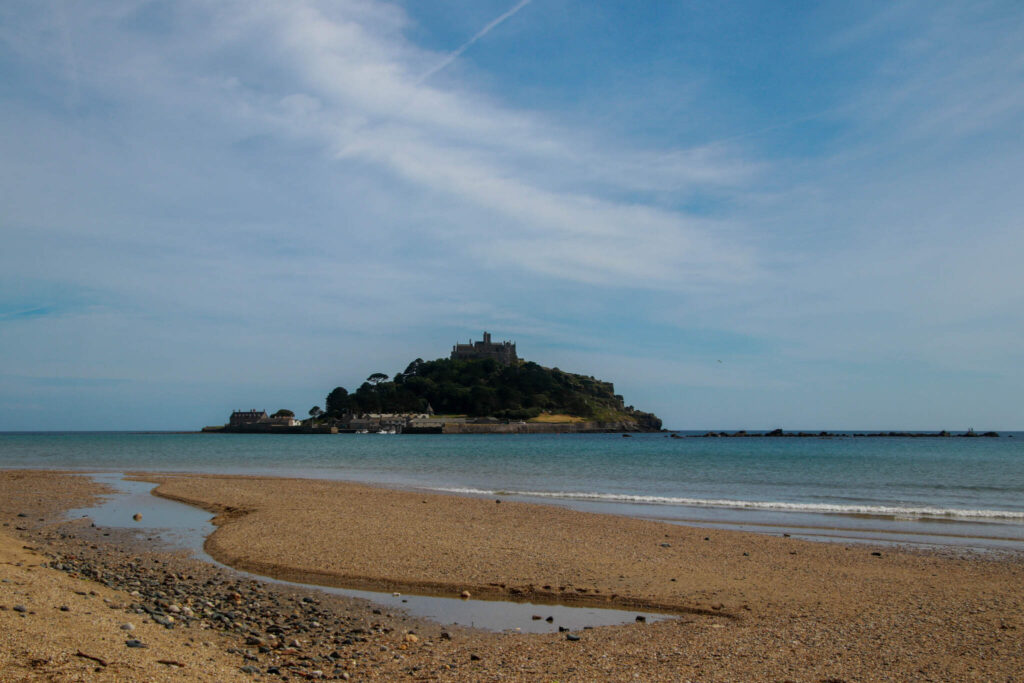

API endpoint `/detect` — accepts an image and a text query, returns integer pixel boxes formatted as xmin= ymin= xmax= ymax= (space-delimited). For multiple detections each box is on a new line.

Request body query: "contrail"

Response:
xmin=416 ymin=0 xmax=533 ymax=85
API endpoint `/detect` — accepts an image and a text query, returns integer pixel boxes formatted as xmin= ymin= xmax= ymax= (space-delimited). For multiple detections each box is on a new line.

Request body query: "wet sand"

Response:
xmin=3 ymin=470 xmax=1024 ymax=680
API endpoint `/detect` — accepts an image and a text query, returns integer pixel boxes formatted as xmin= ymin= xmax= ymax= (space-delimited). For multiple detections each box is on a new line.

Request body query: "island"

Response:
xmin=204 ymin=332 xmax=662 ymax=434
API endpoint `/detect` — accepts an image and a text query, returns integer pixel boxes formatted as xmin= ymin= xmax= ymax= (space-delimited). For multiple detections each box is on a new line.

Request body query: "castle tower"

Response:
xmin=451 ymin=331 xmax=518 ymax=365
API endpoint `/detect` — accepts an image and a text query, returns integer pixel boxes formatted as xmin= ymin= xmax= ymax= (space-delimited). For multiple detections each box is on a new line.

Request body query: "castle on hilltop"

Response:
xmin=451 ymin=331 xmax=518 ymax=365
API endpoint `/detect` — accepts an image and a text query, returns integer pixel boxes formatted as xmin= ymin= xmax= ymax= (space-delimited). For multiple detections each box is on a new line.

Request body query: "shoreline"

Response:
xmin=5 ymin=462 xmax=1024 ymax=550
xmin=139 ymin=473 xmax=723 ymax=615
xmin=139 ymin=473 xmax=1024 ymax=605
xmin=3 ymin=470 xmax=1024 ymax=679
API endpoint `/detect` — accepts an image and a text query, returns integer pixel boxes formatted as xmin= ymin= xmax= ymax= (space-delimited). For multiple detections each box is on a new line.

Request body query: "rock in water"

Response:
xmin=132 ymin=513 xmax=142 ymax=522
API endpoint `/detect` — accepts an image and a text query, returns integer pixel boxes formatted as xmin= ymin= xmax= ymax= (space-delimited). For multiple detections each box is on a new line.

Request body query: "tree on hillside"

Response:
xmin=318 ymin=357 xmax=660 ymax=427
xmin=309 ymin=406 xmax=323 ymax=421
xmin=271 ymin=409 xmax=294 ymax=418
xmin=325 ymin=387 xmax=350 ymax=418
xmin=354 ymin=382 xmax=383 ymax=413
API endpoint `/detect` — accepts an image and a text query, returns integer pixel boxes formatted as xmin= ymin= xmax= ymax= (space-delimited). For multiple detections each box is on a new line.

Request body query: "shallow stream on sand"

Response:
xmin=68 ymin=473 xmax=673 ymax=633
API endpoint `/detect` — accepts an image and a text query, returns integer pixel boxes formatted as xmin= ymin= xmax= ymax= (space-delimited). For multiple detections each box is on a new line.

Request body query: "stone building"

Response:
xmin=227 ymin=410 xmax=297 ymax=428
xmin=229 ymin=409 xmax=268 ymax=426
xmin=451 ymin=331 xmax=518 ymax=365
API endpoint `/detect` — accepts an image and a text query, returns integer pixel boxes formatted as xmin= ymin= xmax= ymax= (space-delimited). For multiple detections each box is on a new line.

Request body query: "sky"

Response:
xmin=1 ymin=0 xmax=1023 ymax=431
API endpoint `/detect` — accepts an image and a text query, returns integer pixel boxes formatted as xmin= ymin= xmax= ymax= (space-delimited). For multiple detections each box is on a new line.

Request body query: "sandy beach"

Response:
xmin=2 ymin=469 xmax=1023 ymax=680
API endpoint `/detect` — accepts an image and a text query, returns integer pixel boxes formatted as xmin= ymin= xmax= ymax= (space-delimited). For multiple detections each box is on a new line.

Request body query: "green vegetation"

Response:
xmin=527 ymin=413 xmax=586 ymax=424
xmin=270 ymin=409 xmax=294 ymax=418
xmin=323 ymin=357 xmax=661 ymax=429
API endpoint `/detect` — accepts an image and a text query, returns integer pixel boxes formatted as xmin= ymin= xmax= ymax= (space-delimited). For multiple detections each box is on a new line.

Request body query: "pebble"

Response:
xmin=132 ymin=513 xmax=142 ymax=521
xmin=13 ymin=605 xmax=27 ymax=613
xmin=566 ymin=633 xmax=581 ymax=641
xmin=39 ymin=531 xmax=689 ymax=680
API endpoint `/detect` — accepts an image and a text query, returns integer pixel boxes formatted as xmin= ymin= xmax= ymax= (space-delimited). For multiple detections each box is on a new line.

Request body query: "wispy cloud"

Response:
xmin=231 ymin=0 xmax=756 ymax=287
xmin=0 ymin=306 xmax=61 ymax=323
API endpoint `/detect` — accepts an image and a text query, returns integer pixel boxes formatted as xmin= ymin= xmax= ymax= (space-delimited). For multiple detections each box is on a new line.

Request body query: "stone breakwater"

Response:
xmin=684 ymin=428 xmax=1002 ymax=438
xmin=438 ymin=420 xmax=657 ymax=434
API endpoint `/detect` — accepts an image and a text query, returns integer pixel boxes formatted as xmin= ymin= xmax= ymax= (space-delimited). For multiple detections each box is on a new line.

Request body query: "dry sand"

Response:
xmin=0 ymin=471 xmax=250 ymax=682
xmin=2 ymin=469 xmax=1023 ymax=680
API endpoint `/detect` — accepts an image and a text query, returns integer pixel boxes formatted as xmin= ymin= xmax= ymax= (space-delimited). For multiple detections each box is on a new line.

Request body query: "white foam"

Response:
xmin=428 ymin=487 xmax=1024 ymax=521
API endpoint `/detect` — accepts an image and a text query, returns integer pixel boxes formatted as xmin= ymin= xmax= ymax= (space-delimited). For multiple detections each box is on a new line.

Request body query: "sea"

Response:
xmin=3 ymin=431 xmax=1024 ymax=552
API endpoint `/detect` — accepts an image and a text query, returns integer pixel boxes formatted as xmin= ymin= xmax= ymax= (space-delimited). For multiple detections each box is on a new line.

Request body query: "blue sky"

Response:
xmin=1 ymin=0 xmax=1022 ymax=430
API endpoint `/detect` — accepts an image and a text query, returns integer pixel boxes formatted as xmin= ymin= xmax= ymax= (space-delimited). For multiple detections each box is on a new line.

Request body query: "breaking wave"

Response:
xmin=427 ymin=487 xmax=1024 ymax=522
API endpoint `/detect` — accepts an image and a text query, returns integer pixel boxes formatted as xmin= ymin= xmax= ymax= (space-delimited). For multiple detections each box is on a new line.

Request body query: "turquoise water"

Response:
xmin=4 ymin=431 xmax=1024 ymax=548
